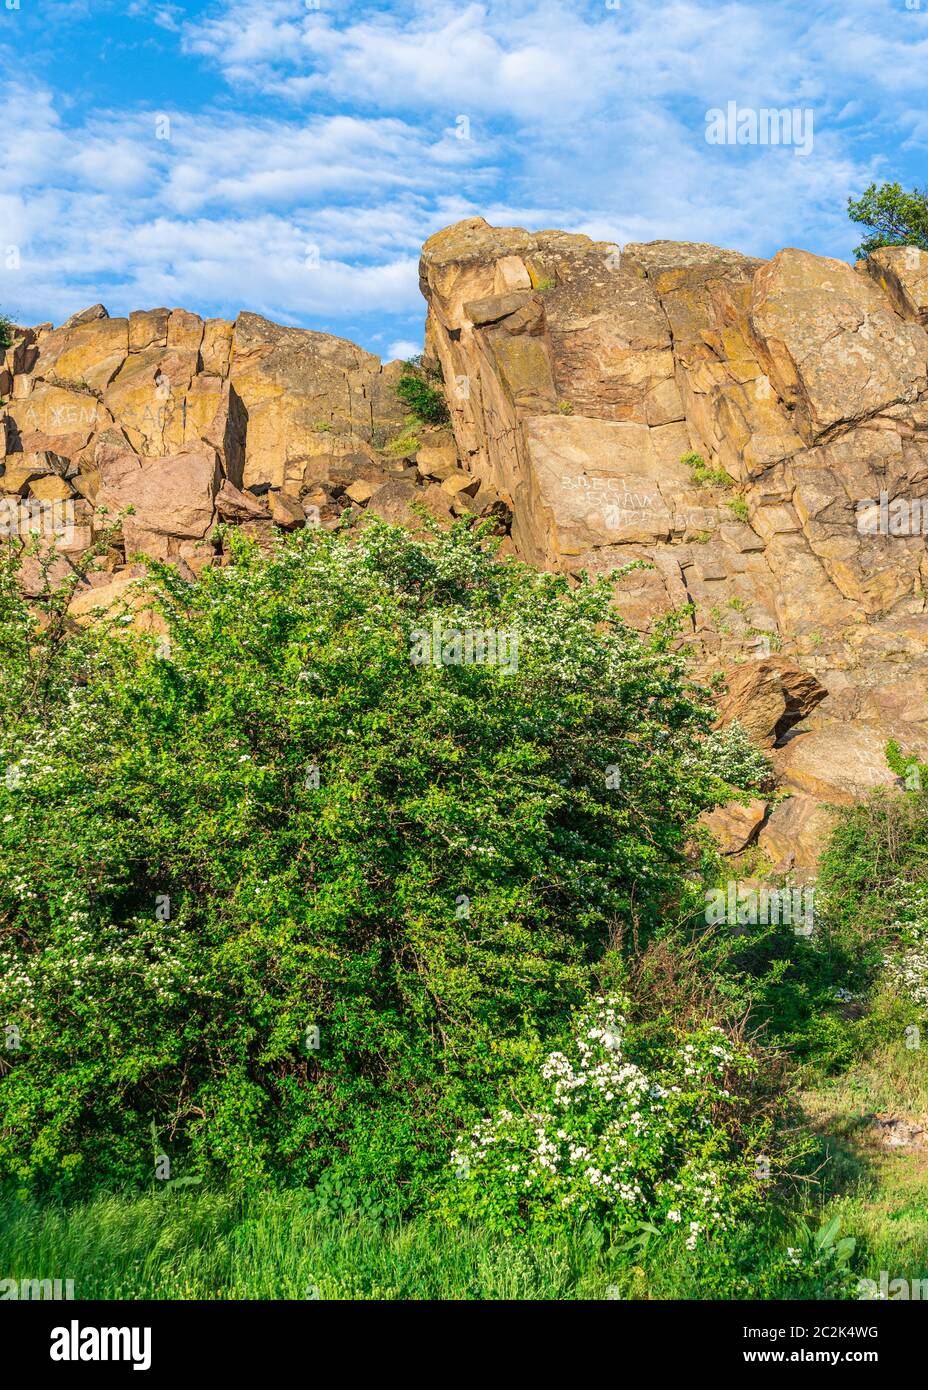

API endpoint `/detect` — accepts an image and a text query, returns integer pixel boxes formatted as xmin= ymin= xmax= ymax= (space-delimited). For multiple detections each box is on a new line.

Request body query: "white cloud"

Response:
xmin=181 ymin=0 xmax=928 ymax=120
xmin=386 ymin=339 xmax=421 ymax=362
xmin=2 ymin=0 xmax=927 ymax=346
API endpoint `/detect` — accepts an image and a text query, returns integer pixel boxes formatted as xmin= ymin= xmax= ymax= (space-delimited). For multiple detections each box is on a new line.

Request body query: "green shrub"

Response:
xmin=0 ymin=314 xmax=13 ymax=353
xmin=682 ymin=451 xmax=733 ymax=489
xmin=817 ymin=786 xmax=928 ymax=942
xmin=442 ymin=991 xmax=765 ymax=1238
xmin=0 ymin=522 xmax=723 ymax=1199
xmin=395 ymin=359 xmax=449 ymax=425
xmin=885 ymin=737 xmax=927 ymax=792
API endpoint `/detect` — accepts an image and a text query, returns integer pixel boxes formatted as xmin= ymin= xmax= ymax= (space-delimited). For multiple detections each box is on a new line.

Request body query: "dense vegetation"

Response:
xmin=1 ymin=522 xmax=926 ymax=1298
xmin=848 ymin=180 xmax=928 ymax=259
xmin=395 ymin=356 xmax=450 ymax=425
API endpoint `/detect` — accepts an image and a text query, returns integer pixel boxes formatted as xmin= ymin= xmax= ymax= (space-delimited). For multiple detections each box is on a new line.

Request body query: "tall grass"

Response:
xmin=0 ymin=1191 xmax=599 ymax=1300
xmin=1 ymin=1184 xmax=901 ymax=1301
xmin=0 ymin=1188 xmax=792 ymax=1300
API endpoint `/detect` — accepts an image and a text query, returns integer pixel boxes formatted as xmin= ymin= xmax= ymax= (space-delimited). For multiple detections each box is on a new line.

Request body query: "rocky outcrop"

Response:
xmin=0 ymin=306 xmax=502 ymax=590
xmin=417 ymin=220 xmax=928 ymax=868
xmin=715 ymin=657 xmax=827 ymax=748
xmin=420 ymin=220 xmax=928 ymax=771
xmin=7 ymin=220 xmax=928 ymax=874
xmin=420 ymin=222 xmax=928 ymax=657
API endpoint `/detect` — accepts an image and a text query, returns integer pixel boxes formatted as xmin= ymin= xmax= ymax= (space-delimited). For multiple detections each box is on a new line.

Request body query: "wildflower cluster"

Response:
xmin=884 ymin=882 xmax=928 ymax=1011
xmin=446 ymin=993 xmax=762 ymax=1237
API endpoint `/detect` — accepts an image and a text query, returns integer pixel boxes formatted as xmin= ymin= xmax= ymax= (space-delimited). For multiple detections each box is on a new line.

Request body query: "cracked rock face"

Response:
xmin=6 ymin=224 xmax=928 ymax=868
xmin=0 ymin=306 xmax=433 ymax=582
xmin=420 ymin=220 xmax=928 ymax=781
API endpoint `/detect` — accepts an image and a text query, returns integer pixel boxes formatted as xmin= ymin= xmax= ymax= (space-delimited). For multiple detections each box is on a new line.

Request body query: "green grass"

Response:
xmin=0 ymin=1190 xmax=655 ymax=1300
xmin=0 ymin=1189 xmax=758 ymax=1300
xmin=799 ymin=1042 xmax=928 ymax=1279
xmin=682 ymin=450 xmax=734 ymax=488
xmin=0 ymin=1181 xmax=897 ymax=1300
xmin=384 ymin=416 xmax=421 ymax=456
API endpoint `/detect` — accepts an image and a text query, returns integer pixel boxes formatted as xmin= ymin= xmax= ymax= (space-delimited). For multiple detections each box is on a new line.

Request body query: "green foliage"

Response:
xmin=0 ymin=314 xmax=13 ymax=353
xmin=395 ymin=358 xmax=449 ymax=425
xmin=682 ymin=451 xmax=733 ymax=489
xmin=0 ymin=522 xmax=722 ymax=1199
xmin=726 ymin=497 xmax=750 ymax=523
xmin=688 ymin=721 xmax=774 ymax=794
xmin=818 ymin=786 xmax=928 ymax=942
xmin=885 ymin=737 xmax=927 ymax=793
xmin=847 ymin=181 xmax=928 ymax=260
xmin=384 ymin=418 xmax=420 ymax=457
xmin=441 ymin=991 xmax=764 ymax=1238
xmin=527 ymin=267 xmax=555 ymax=291
xmin=747 ymin=772 xmax=928 ymax=1068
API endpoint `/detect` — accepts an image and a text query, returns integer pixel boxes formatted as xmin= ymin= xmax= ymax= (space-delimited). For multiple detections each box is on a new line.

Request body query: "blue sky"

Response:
xmin=1 ymin=0 xmax=926 ymax=359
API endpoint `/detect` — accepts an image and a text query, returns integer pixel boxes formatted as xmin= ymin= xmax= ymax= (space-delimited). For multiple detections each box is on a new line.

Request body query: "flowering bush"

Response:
xmin=685 ymin=720 xmax=773 ymax=794
xmin=0 ymin=523 xmax=726 ymax=1199
xmin=444 ymin=993 xmax=764 ymax=1238
xmin=884 ymin=883 xmax=928 ymax=1011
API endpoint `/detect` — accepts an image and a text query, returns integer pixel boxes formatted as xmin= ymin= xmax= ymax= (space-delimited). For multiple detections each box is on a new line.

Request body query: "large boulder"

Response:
xmin=749 ymin=248 xmax=928 ymax=442
xmin=216 ymin=480 xmax=268 ymax=522
xmin=365 ymin=477 xmax=453 ymax=530
xmin=715 ymin=658 xmax=827 ymax=748
xmin=700 ymin=797 xmax=768 ymax=854
xmin=67 ymin=565 xmax=164 ymax=634
xmin=96 ymin=447 xmax=220 ymax=559
xmin=32 ymin=316 xmax=128 ymax=393
xmin=772 ymin=724 xmax=908 ymax=805
xmin=758 ymin=795 xmax=836 ymax=878
xmin=5 ymin=383 xmax=111 ymax=457
xmin=228 ymin=313 xmax=406 ymax=489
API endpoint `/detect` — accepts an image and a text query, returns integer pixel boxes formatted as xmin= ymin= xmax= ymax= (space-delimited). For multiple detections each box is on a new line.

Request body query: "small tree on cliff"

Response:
xmin=847 ymin=181 xmax=928 ymax=260
xmin=395 ymin=355 xmax=449 ymax=425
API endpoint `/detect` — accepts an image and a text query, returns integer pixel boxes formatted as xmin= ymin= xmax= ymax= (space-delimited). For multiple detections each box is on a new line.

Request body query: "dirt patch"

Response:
xmin=869 ymin=1114 xmax=927 ymax=1152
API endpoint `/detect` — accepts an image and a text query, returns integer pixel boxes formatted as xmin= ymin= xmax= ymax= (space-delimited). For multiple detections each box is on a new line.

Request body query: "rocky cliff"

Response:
xmin=4 ymin=220 xmax=928 ymax=870
xmin=418 ymin=221 xmax=928 ymax=861
xmin=0 ymin=301 xmax=505 ymax=603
